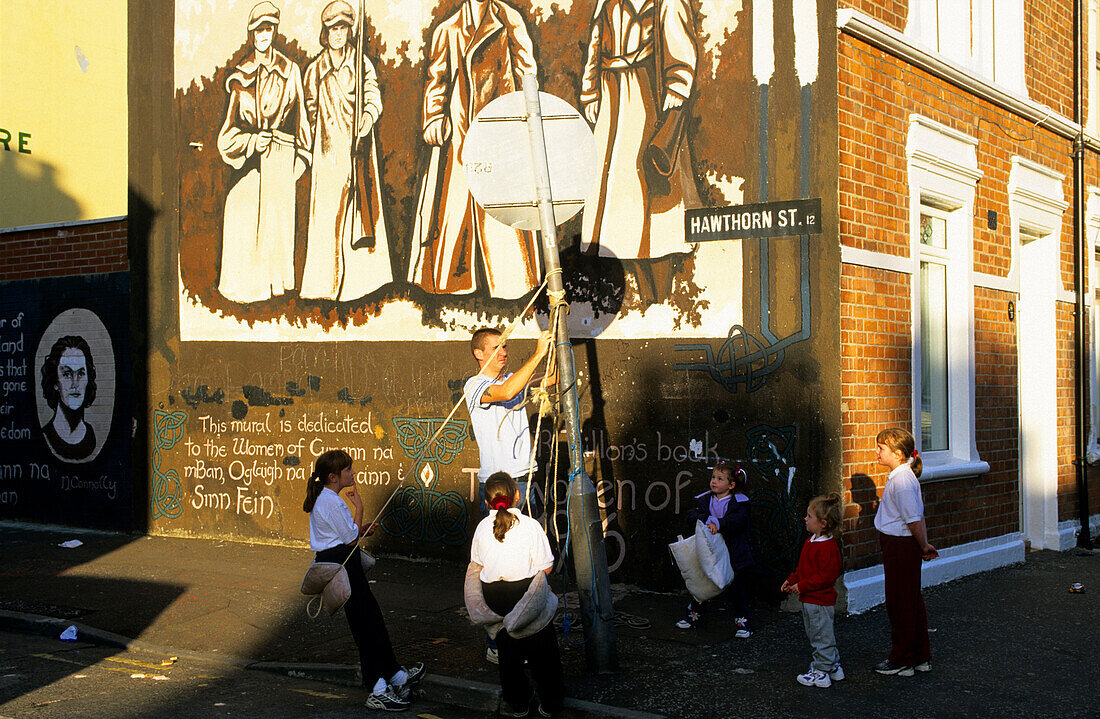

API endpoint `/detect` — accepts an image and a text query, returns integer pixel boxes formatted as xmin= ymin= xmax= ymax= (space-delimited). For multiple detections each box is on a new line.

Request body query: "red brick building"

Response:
xmin=4 ymin=1 xmax=1099 ymax=606
xmin=838 ymin=0 xmax=1100 ymax=610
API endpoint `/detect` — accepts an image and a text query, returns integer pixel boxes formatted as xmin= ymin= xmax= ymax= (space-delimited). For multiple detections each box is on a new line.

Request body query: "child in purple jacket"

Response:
xmin=676 ymin=460 xmax=755 ymax=637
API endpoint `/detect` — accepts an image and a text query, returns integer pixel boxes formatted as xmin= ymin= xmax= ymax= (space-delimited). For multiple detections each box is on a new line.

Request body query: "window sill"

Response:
xmin=919 ymin=459 xmax=990 ymax=484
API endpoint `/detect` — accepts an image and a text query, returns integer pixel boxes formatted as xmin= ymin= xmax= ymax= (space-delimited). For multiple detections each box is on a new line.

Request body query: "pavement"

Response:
xmin=1 ymin=521 xmax=1098 ymax=718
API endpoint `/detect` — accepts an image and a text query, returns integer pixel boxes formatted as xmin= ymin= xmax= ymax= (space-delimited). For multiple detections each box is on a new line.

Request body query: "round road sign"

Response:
xmin=463 ymin=90 xmax=598 ymax=231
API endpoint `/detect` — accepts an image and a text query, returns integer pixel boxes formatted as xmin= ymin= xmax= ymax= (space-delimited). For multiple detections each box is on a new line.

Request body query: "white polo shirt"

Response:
xmin=874 ymin=463 xmax=925 ymax=537
xmin=309 ymin=487 xmax=358 ymax=551
xmin=465 ymin=372 xmax=533 ymax=481
xmin=470 ymin=509 xmax=554 ymax=582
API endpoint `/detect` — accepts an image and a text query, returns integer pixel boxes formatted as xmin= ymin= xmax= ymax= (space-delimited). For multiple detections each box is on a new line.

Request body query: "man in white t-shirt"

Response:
xmin=465 ymin=327 xmax=555 ymax=519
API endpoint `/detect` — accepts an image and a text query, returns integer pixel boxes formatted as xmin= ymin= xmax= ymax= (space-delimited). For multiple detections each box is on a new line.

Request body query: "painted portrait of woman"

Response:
xmin=40 ymin=336 xmax=98 ymax=462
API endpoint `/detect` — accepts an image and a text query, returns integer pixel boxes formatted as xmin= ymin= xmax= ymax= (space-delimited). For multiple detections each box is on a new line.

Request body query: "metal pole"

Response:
xmin=521 ymin=74 xmax=618 ymax=672
xmin=1073 ymin=0 xmax=1093 ymax=549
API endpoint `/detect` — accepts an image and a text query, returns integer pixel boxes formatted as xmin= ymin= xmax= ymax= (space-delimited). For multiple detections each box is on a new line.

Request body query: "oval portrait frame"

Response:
xmin=34 ymin=308 xmax=116 ymax=464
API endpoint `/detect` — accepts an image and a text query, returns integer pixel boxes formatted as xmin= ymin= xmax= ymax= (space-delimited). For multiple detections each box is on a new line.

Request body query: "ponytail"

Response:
xmin=484 ymin=472 xmax=519 ymax=542
xmin=302 ymin=449 xmax=354 ymax=513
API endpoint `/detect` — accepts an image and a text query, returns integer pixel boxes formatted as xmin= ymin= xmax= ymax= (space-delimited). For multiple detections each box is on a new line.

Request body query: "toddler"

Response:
xmin=676 ymin=460 xmax=755 ymax=637
xmin=782 ymin=493 xmax=844 ymax=688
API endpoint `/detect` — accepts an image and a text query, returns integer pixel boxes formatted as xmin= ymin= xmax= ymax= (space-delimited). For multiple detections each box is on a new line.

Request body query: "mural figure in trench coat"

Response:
xmin=301 ymin=0 xmax=393 ymax=301
xmin=407 ymin=0 xmax=542 ymax=299
xmin=579 ymin=0 xmax=700 ymax=260
xmin=216 ymin=1 xmax=311 ymax=304
xmin=40 ymin=336 xmax=98 ymax=462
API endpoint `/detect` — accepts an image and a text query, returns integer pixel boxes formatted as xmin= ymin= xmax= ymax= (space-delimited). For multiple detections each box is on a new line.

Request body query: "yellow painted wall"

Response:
xmin=0 ymin=0 xmax=127 ymax=229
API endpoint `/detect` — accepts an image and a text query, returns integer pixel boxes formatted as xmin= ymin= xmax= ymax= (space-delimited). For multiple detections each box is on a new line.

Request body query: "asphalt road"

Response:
xmin=0 ymin=628 xmax=492 ymax=719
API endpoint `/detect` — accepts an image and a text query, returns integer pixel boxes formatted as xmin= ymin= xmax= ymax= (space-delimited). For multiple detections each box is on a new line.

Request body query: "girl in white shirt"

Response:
xmin=872 ymin=427 xmax=937 ymax=678
xmin=470 ymin=472 xmax=564 ymax=717
xmin=303 ymin=449 xmax=423 ymax=711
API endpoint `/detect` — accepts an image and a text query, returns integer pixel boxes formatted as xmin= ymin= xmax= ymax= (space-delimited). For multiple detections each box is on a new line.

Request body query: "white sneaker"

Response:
xmin=365 ymin=686 xmax=410 ymax=711
xmin=829 ymin=664 xmax=845 ymax=681
xmin=914 ymin=661 xmax=932 ymax=673
xmin=796 ymin=667 xmax=832 ymax=688
xmin=485 ymin=646 xmax=499 ymax=664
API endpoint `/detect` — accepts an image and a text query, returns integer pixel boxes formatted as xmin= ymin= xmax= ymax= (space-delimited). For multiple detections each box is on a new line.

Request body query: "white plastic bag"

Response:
xmin=669 ymin=522 xmax=722 ymax=603
xmin=695 ymin=519 xmax=735 ymax=590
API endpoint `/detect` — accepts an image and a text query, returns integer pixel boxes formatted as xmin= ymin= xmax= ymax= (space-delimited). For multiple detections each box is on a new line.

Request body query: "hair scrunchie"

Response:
xmin=489 ymin=495 xmax=512 ymax=511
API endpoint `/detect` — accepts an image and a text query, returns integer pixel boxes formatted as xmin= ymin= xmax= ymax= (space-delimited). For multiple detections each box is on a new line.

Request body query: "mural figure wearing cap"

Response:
xmin=407 ymin=0 xmax=541 ymax=299
xmin=579 ymin=0 xmax=701 ymax=263
xmin=301 ymin=0 xmax=393 ymax=301
xmin=216 ymin=1 xmax=311 ymax=304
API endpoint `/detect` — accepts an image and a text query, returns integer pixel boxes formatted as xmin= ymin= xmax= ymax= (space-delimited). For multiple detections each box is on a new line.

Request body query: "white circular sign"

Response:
xmin=463 ymin=91 xmax=598 ymax=231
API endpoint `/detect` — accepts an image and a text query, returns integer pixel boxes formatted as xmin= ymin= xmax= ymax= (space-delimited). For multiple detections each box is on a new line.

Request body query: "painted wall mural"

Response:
xmin=0 ymin=274 xmax=132 ymax=530
xmin=175 ymin=0 xmax=826 ymax=342
xmin=157 ymin=0 xmax=840 ymax=588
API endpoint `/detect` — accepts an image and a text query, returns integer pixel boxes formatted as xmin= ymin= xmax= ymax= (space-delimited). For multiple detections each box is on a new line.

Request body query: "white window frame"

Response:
xmin=907 ymin=115 xmax=987 ymax=480
xmin=905 ymin=0 xmax=1026 ymax=97
xmin=917 ymin=207 xmax=952 ymax=451
xmin=1086 ymin=188 xmax=1100 ymax=462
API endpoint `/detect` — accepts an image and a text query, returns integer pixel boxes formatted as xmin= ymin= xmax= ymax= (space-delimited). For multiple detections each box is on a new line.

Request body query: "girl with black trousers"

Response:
xmin=304 ymin=449 xmax=424 ymax=711
xmin=469 ymin=472 xmax=564 ymax=717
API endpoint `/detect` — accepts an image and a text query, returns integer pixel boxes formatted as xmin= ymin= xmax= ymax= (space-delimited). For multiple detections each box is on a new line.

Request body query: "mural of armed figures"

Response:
xmin=579 ymin=0 xmax=701 ymax=260
xmin=301 ymin=1 xmax=392 ymax=301
xmin=407 ymin=0 xmax=543 ymax=299
xmin=217 ymin=1 xmax=312 ymax=304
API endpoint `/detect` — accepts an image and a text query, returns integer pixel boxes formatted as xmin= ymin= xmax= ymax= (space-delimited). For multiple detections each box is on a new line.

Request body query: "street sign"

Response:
xmin=686 ymin=198 xmax=822 ymax=242
xmin=463 ymin=91 xmax=598 ymax=230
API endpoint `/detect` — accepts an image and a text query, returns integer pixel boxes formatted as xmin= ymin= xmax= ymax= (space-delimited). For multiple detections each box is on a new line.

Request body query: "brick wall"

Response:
xmin=0 ymin=219 xmax=128 ymax=281
xmin=967 ymin=286 xmax=1020 ymax=540
xmin=839 ymin=1 xmax=1077 ymax=121
xmin=839 ymin=1 xmax=908 ymax=33
xmin=837 ymin=28 xmax=1080 ymax=565
xmin=1025 ymin=0 xmax=1076 ymax=119
xmin=1058 ymin=301 xmax=1079 ymax=521
xmin=840 ymin=263 xmax=912 ymax=570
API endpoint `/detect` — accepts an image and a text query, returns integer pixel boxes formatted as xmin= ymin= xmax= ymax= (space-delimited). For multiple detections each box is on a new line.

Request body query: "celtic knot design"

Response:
xmin=379 ymin=485 xmax=467 ymax=546
xmin=152 ymin=409 xmax=187 ymax=520
xmin=392 ymin=416 xmax=468 ymax=488
xmin=382 ymin=417 xmax=470 ymax=545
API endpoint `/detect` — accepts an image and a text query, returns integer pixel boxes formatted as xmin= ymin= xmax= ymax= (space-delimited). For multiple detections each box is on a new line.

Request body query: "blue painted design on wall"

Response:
xmin=152 ymin=409 xmax=187 ymax=519
xmin=381 ymin=416 xmax=469 ymax=546
xmin=744 ymin=424 xmax=803 ymax=577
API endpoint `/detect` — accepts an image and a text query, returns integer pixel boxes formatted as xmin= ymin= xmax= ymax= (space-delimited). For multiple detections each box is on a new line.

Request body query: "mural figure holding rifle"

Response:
xmin=301 ymin=0 xmax=393 ymax=301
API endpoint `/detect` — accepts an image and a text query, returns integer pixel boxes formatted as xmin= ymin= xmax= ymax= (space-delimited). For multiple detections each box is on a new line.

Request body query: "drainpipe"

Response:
xmin=1074 ymin=0 xmax=1094 ymax=549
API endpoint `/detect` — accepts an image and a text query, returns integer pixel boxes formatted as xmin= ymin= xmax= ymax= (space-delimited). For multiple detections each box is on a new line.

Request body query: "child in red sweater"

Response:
xmin=781 ymin=493 xmax=843 ymax=688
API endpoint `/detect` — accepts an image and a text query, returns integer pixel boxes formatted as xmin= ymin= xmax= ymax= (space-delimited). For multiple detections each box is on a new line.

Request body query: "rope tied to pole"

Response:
xmin=337 ymin=278 xmax=552 ymax=570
